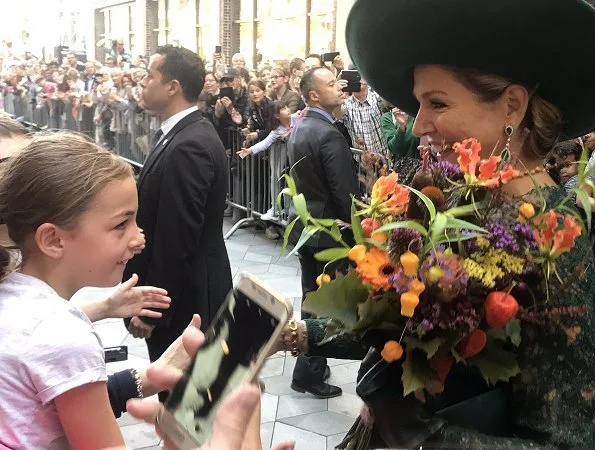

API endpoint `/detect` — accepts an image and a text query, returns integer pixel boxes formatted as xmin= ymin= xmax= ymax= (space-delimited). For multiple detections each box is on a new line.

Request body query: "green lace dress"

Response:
xmin=303 ymin=186 xmax=595 ymax=449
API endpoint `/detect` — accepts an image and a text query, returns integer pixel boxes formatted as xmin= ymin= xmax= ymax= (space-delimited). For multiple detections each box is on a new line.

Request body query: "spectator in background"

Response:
xmin=553 ymin=140 xmax=582 ymax=193
xmin=243 ymin=79 xmax=273 ymax=145
xmin=66 ymin=52 xmax=85 ymax=73
xmin=289 ymin=57 xmax=305 ymax=94
xmin=381 ymin=105 xmax=420 ymax=160
xmin=110 ymin=39 xmax=132 ymax=67
xmin=232 ymin=53 xmax=247 ymax=69
xmin=341 ymin=71 xmax=389 ymax=157
xmin=269 ymin=67 xmax=300 ymax=113
xmin=304 ymin=54 xmax=324 ymax=71
xmin=218 ymin=68 xmax=248 ymax=119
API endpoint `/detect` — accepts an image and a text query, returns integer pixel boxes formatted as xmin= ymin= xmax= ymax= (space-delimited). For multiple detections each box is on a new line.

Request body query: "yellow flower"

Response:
xmin=463 ymin=249 xmax=524 ymax=288
xmin=519 ymin=202 xmax=536 ymax=220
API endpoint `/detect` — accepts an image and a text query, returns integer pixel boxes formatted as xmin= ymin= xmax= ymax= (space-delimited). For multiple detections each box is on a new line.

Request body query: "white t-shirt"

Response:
xmin=0 ymin=272 xmax=107 ymax=450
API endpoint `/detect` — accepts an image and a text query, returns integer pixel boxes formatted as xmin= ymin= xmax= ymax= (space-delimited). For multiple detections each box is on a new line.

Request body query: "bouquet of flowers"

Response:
xmin=280 ymin=138 xmax=590 ymax=399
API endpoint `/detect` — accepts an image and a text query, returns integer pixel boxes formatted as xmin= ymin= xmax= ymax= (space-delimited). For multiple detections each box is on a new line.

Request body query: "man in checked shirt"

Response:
xmin=340 ymin=66 xmax=390 ymax=159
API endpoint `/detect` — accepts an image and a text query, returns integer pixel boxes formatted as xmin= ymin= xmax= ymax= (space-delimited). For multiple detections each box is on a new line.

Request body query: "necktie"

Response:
xmin=150 ymin=129 xmax=164 ymax=153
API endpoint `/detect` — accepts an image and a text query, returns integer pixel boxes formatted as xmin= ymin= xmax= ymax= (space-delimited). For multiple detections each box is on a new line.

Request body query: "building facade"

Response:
xmin=90 ymin=0 xmax=356 ymax=67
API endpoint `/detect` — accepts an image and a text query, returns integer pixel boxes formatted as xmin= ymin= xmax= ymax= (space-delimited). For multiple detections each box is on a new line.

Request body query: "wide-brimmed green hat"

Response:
xmin=346 ymin=0 xmax=595 ymax=139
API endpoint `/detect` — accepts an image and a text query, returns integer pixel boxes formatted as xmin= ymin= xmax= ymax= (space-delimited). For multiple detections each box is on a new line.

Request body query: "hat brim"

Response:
xmin=346 ymin=0 xmax=595 ymax=139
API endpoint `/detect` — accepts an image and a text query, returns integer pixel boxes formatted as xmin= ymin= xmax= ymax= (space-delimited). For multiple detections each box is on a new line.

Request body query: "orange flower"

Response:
xmin=454 ymin=138 xmax=482 ymax=177
xmin=500 ymin=164 xmax=521 ymax=184
xmin=370 ymin=171 xmax=410 ymax=216
xmin=478 ymin=155 xmax=501 ymax=187
xmin=382 ymin=185 xmax=410 ymax=215
xmin=381 ymin=340 xmax=403 ymax=362
xmin=518 ymin=202 xmax=536 ymax=221
xmin=551 ymin=215 xmax=582 ymax=257
xmin=372 ymin=171 xmax=399 ymax=203
xmin=532 ymin=209 xmax=582 ymax=257
xmin=453 ymin=138 xmax=521 ymax=188
xmin=355 ymin=247 xmax=395 ymax=291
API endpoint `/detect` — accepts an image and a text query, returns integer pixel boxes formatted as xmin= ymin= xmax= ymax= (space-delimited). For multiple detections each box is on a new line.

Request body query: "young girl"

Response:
xmin=242 ymin=79 xmax=273 ymax=145
xmin=237 ymin=102 xmax=295 ymax=237
xmin=0 ymin=132 xmax=144 ymax=449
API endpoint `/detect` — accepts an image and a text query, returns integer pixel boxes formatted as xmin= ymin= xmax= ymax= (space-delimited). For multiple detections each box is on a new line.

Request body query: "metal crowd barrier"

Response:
xmin=2 ymin=91 xmax=368 ymax=241
xmin=224 ymin=127 xmax=290 ymax=240
xmin=1 ymin=90 xmax=159 ymax=167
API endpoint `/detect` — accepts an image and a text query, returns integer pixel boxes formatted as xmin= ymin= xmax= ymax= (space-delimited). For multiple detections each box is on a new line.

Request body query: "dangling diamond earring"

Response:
xmin=501 ymin=125 xmax=514 ymax=163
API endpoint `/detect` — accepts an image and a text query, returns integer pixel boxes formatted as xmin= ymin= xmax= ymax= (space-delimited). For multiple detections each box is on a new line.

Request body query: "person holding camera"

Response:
xmin=341 ymin=68 xmax=389 ymax=157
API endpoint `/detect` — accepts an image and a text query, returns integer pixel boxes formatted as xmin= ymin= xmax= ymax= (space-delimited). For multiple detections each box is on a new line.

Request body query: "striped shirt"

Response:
xmin=341 ymin=89 xmax=389 ymax=156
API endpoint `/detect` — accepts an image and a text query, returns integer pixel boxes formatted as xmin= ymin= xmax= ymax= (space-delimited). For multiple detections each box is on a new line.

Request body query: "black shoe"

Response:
xmin=323 ymin=365 xmax=331 ymax=381
xmin=290 ymin=379 xmax=342 ymax=398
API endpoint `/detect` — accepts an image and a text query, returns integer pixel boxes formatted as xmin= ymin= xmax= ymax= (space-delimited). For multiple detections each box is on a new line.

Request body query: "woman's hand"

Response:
xmin=392 ymin=108 xmax=408 ymax=131
xmin=106 ymin=274 xmax=171 ymax=319
xmin=127 ymin=315 xmax=295 ymax=450
xmin=237 ymin=148 xmax=253 ymax=159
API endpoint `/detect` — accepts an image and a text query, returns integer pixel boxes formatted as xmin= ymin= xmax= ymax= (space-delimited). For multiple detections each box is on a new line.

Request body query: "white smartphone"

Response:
xmin=158 ymin=272 xmax=293 ymax=448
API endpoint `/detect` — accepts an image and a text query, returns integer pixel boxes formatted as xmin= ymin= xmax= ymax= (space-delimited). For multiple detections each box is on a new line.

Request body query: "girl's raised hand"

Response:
xmin=106 ymin=274 xmax=170 ymax=319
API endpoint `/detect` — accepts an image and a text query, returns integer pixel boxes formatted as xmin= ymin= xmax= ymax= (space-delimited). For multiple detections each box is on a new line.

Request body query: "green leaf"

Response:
xmin=575 ymin=188 xmax=592 ymax=232
xmin=351 ymin=202 xmax=364 ymax=245
xmin=312 ymin=218 xmax=336 ymax=227
xmin=404 ymin=337 xmax=443 ymax=360
xmin=277 ymin=187 xmax=292 ymax=212
xmin=430 ymin=212 xmax=448 ymax=243
xmin=287 ymin=225 xmax=317 ymax=257
xmin=302 ymin=272 xmax=369 ymax=329
xmin=444 ymin=217 xmax=488 ymax=234
xmin=314 ymin=247 xmax=350 ymax=262
xmin=281 ymin=217 xmax=298 ymax=253
xmin=283 ymin=173 xmax=297 ymax=197
xmin=292 ymin=193 xmax=309 ymax=226
xmin=504 ymin=318 xmax=522 ymax=347
xmin=352 ymin=292 xmax=401 ymax=333
xmin=467 ymin=340 xmax=520 ymax=385
xmin=376 ymin=220 xmax=429 ymax=237
xmin=577 ymin=144 xmax=589 ymax=184
xmin=407 ymin=186 xmax=436 ymax=221
xmin=402 ymin=349 xmax=434 ymax=396
xmin=432 ymin=232 xmax=480 ymax=247
xmin=329 ymin=222 xmax=342 ymax=242
xmin=447 ymin=200 xmax=488 ymax=218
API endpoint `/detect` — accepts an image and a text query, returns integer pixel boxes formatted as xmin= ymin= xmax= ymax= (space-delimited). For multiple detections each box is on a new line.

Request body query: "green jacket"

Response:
xmin=381 ymin=112 xmax=419 ymax=160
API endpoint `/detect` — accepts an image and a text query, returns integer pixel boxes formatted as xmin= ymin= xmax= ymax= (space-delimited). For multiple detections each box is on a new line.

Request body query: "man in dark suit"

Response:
xmin=124 ymin=45 xmax=232 ymax=364
xmin=287 ymin=67 xmax=360 ymax=398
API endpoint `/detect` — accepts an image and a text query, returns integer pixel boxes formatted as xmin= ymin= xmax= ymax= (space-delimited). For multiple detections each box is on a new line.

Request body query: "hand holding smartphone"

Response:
xmin=158 ymin=273 xmax=292 ymax=448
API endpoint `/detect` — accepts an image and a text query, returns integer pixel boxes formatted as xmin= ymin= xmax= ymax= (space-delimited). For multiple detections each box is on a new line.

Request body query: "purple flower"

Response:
xmin=388 ymin=228 xmax=423 ymax=261
xmin=430 ymin=160 xmax=464 ymax=182
xmin=513 ymin=222 xmax=536 ymax=248
xmin=485 ymin=223 xmax=520 ymax=253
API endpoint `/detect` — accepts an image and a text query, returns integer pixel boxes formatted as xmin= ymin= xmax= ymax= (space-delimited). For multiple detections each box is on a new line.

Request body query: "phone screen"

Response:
xmin=164 ymin=288 xmax=281 ymax=445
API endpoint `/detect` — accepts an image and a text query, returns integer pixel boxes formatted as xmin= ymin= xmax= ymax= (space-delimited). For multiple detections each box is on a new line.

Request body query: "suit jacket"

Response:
xmin=124 ymin=110 xmax=232 ymax=334
xmin=287 ymin=109 xmax=359 ymax=248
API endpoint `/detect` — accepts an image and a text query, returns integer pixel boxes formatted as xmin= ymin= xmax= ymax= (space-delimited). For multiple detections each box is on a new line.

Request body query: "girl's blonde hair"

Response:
xmin=0 ymin=131 xmax=133 ymax=278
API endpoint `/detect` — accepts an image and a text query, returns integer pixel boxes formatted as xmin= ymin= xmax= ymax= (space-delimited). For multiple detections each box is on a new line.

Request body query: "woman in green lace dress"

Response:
xmin=277 ymin=0 xmax=595 ymax=448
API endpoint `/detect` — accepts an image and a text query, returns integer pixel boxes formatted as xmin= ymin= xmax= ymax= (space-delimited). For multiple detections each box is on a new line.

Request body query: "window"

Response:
xmin=234 ymin=0 xmax=337 ymax=69
xmin=196 ymin=0 xmax=219 ymax=60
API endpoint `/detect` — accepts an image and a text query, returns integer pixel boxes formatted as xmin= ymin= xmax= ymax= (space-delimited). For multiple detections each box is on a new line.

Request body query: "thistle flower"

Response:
xmin=387 ymin=228 xmax=423 ymax=262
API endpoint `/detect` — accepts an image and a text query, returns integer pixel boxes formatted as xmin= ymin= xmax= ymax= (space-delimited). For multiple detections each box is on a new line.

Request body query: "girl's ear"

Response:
xmin=34 ymin=223 xmax=65 ymax=260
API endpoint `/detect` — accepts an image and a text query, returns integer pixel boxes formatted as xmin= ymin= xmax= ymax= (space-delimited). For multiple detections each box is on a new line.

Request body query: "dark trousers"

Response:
xmin=292 ymin=245 xmax=350 ymax=383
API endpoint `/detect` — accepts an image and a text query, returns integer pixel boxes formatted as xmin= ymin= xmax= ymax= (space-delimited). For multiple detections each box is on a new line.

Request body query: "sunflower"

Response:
xmin=356 ymin=247 xmax=396 ymax=291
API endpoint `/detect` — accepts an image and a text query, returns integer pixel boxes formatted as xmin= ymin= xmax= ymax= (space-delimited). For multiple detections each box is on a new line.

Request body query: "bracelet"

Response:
xmin=287 ymin=319 xmax=301 ymax=357
xmin=130 ymin=368 xmax=144 ymax=399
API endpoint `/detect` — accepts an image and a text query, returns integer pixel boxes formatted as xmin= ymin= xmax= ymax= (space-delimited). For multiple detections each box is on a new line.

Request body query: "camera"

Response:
xmin=340 ymin=69 xmax=362 ymax=93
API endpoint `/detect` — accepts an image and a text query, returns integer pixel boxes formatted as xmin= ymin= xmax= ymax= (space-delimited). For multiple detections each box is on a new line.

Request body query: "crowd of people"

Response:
xmin=1 ymin=0 xmax=595 ymax=449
